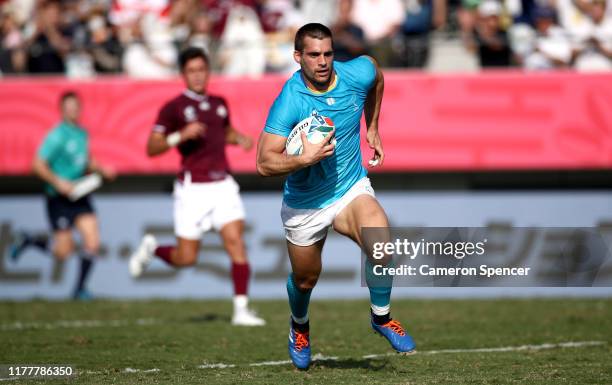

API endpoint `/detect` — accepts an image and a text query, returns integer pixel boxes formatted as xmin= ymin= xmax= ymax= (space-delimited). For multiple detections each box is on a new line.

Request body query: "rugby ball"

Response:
xmin=286 ymin=115 xmax=336 ymax=156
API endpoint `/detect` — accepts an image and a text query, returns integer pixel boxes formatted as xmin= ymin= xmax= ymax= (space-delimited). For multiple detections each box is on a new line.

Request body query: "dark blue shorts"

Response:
xmin=45 ymin=195 xmax=95 ymax=231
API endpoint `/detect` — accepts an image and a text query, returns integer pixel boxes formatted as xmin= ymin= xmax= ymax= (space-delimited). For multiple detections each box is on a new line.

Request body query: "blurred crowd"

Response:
xmin=0 ymin=0 xmax=610 ymax=77
xmin=460 ymin=0 xmax=612 ymax=70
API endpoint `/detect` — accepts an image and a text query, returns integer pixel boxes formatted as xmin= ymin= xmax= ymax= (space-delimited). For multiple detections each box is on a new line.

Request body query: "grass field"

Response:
xmin=1 ymin=298 xmax=611 ymax=384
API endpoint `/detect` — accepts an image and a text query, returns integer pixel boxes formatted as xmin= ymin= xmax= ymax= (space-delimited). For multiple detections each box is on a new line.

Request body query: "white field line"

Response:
xmin=123 ymin=368 xmax=160 ymax=373
xmin=2 ymin=340 xmax=604 ymax=379
xmin=0 ymin=318 xmax=158 ymax=331
xmin=204 ymin=340 xmax=607 ymax=369
xmin=198 ymin=363 xmax=237 ymax=369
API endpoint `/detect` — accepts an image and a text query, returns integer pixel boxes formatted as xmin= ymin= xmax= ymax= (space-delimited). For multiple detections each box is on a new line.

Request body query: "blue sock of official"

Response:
xmin=287 ymin=273 xmax=311 ymax=332
xmin=365 ymin=259 xmax=392 ymax=325
xmin=75 ymin=252 xmax=95 ymax=294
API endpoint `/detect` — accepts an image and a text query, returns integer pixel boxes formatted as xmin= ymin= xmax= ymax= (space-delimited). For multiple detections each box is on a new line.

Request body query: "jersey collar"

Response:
xmin=302 ymin=71 xmax=338 ymax=95
xmin=62 ymin=120 xmax=83 ymax=132
xmin=183 ymin=89 xmax=208 ymax=102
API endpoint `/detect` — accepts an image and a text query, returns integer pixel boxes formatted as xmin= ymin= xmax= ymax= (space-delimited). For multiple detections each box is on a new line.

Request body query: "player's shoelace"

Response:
xmin=381 ymin=320 xmax=406 ymax=336
xmin=294 ymin=331 xmax=309 ymax=351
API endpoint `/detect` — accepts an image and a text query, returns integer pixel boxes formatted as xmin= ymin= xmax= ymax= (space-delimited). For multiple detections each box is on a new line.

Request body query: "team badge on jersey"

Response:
xmin=184 ymin=106 xmax=197 ymax=122
xmin=216 ymin=105 xmax=227 ymax=118
xmin=326 ymin=97 xmax=335 ymax=106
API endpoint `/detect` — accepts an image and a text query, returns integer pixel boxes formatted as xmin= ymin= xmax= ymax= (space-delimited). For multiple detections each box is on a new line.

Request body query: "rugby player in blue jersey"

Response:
xmin=256 ymin=23 xmax=415 ymax=370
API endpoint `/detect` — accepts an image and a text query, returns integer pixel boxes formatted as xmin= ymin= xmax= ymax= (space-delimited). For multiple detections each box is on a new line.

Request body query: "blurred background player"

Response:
xmin=256 ymin=23 xmax=415 ymax=369
xmin=129 ymin=47 xmax=265 ymax=327
xmin=9 ymin=90 xmax=116 ymax=300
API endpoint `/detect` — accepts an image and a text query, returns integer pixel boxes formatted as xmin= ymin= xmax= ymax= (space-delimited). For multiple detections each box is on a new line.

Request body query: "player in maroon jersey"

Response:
xmin=129 ymin=47 xmax=265 ymax=326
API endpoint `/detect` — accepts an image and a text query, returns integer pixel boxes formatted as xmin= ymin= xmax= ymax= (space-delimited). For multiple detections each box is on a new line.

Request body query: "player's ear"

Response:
xmin=293 ymin=50 xmax=301 ymax=65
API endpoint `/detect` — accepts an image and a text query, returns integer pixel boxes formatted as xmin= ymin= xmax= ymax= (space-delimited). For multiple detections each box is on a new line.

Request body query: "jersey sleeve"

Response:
xmin=343 ymin=56 xmax=377 ymax=92
xmin=37 ymin=128 xmax=62 ymax=162
xmin=263 ymin=86 xmax=297 ymax=137
xmin=220 ymin=97 xmax=231 ymax=128
xmin=153 ymin=101 xmax=178 ymax=135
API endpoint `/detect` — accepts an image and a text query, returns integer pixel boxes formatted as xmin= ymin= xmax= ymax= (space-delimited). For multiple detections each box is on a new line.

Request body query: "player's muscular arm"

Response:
xmin=146 ymin=122 xmax=205 ymax=157
xmin=32 ymin=157 xmax=73 ymax=196
xmin=363 ymin=56 xmax=385 ymax=167
xmin=256 ymin=130 xmax=335 ymax=177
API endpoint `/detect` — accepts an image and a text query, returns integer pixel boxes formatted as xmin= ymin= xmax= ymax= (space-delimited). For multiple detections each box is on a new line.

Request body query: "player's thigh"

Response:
xmin=333 ymin=195 xmax=389 ymax=248
xmin=74 ymin=213 xmax=100 ymax=254
xmin=219 ymin=220 xmax=247 ymax=262
xmin=175 ymin=237 xmax=201 ymax=265
xmin=287 ymin=237 xmax=325 ymax=289
xmin=52 ymin=230 xmax=74 ymax=260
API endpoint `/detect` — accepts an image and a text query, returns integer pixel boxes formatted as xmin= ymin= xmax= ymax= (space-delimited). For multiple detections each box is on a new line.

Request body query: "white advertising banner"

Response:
xmin=1 ymin=191 xmax=611 ymax=299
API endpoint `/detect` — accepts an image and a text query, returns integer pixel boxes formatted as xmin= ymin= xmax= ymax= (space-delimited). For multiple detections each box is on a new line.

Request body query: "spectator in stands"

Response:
xmin=457 ymin=0 xmax=480 ymax=50
xmin=0 ymin=7 xmax=25 ymax=74
xmin=185 ymin=10 xmax=213 ymax=54
xmin=396 ymin=0 xmax=447 ymax=67
xmin=300 ymin=0 xmax=339 ymax=26
xmin=169 ymin=0 xmax=200 ymax=47
xmin=202 ymin=0 xmax=259 ymax=38
xmin=470 ymin=0 xmax=512 ymax=67
xmin=87 ymin=15 xmax=123 ymax=74
xmin=4 ymin=0 xmax=36 ymax=28
xmin=330 ymin=0 xmax=366 ymax=62
xmin=111 ymin=0 xmax=178 ymax=78
xmin=512 ymin=6 xmax=572 ymax=70
xmin=258 ymin=0 xmax=303 ymax=73
xmin=218 ymin=4 xmax=266 ymax=76
xmin=109 ymin=0 xmax=171 ymax=28
xmin=351 ymin=0 xmax=405 ymax=67
xmin=573 ymin=0 xmax=612 ymax=71
xmin=121 ymin=14 xmax=178 ymax=78
xmin=24 ymin=0 xmax=72 ymax=74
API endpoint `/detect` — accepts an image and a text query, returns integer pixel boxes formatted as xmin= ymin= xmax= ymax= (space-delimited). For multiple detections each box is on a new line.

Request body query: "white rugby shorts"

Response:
xmin=281 ymin=177 xmax=376 ymax=246
xmin=174 ymin=174 xmax=245 ymax=239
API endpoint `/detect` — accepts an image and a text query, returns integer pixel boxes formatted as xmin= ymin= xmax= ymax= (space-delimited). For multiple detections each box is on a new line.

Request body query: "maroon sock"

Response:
xmin=231 ymin=262 xmax=250 ymax=295
xmin=155 ymin=246 xmax=175 ymax=266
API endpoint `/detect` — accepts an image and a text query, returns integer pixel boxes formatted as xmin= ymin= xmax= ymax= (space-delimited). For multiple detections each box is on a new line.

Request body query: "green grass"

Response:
xmin=1 ymin=299 xmax=611 ymax=384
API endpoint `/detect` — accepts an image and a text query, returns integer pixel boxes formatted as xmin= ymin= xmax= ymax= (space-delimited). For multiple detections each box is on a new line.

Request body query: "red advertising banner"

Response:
xmin=0 ymin=71 xmax=611 ymax=175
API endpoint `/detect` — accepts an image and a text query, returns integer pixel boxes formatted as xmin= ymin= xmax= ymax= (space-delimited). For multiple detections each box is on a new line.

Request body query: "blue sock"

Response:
xmin=365 ymin=259 xmax=392 ymax=317
xmin=286 ymin=273 xmax=312 ymax=324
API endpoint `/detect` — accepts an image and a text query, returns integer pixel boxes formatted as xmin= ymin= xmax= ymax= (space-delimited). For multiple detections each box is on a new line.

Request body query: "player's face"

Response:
xmin=295 ymin=37 xmax=334 ymax=90
xmin=62 ymin=97 xmax=80 ymax=123
xmin=183 ymin=57 xmax=209 ymax=94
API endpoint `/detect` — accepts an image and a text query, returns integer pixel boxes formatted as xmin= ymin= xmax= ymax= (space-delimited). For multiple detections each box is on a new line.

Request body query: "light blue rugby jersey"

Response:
xmin=264 ymin=56 xmax=376 ymax=209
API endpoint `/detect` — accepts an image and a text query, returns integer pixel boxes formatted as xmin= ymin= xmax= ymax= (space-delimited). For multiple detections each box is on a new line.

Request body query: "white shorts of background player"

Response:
xmin=174 ymin=174 xmax=245 ymax=240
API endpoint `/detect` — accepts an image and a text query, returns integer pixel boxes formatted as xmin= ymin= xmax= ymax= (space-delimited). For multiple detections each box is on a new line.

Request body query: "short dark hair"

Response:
xmin=294 ymin=23 xmax=333 ymax=52
xmin=59 ymin=90 xmax=79 ymax=106
xmin=179 ymin=47 xmax=210 ymax=70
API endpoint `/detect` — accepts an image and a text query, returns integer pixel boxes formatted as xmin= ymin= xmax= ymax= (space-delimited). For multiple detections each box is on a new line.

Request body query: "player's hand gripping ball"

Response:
xmin=286 ymin=115 xmax=336 ymax=156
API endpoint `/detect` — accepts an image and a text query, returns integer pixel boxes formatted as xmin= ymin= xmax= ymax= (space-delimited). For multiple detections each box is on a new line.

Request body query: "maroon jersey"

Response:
xmin=153 ymin=90 xmax=231 ymax=182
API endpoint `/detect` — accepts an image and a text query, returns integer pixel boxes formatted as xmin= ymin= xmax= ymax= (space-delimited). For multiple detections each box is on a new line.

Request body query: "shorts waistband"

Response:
xmin=178 ymin=171 xmax=229 ymax=184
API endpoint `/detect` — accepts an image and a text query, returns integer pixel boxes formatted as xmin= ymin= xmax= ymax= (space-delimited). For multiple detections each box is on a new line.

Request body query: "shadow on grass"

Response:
xmin=312 ymin=357 xmax=390 ymax=371
xmin=187 ymin=313 xmax=231 ymax=323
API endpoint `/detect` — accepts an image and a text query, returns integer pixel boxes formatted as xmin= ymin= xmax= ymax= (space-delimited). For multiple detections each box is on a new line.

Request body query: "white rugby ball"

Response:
xmin=286 ymin=115 xmax=336 ymax=156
